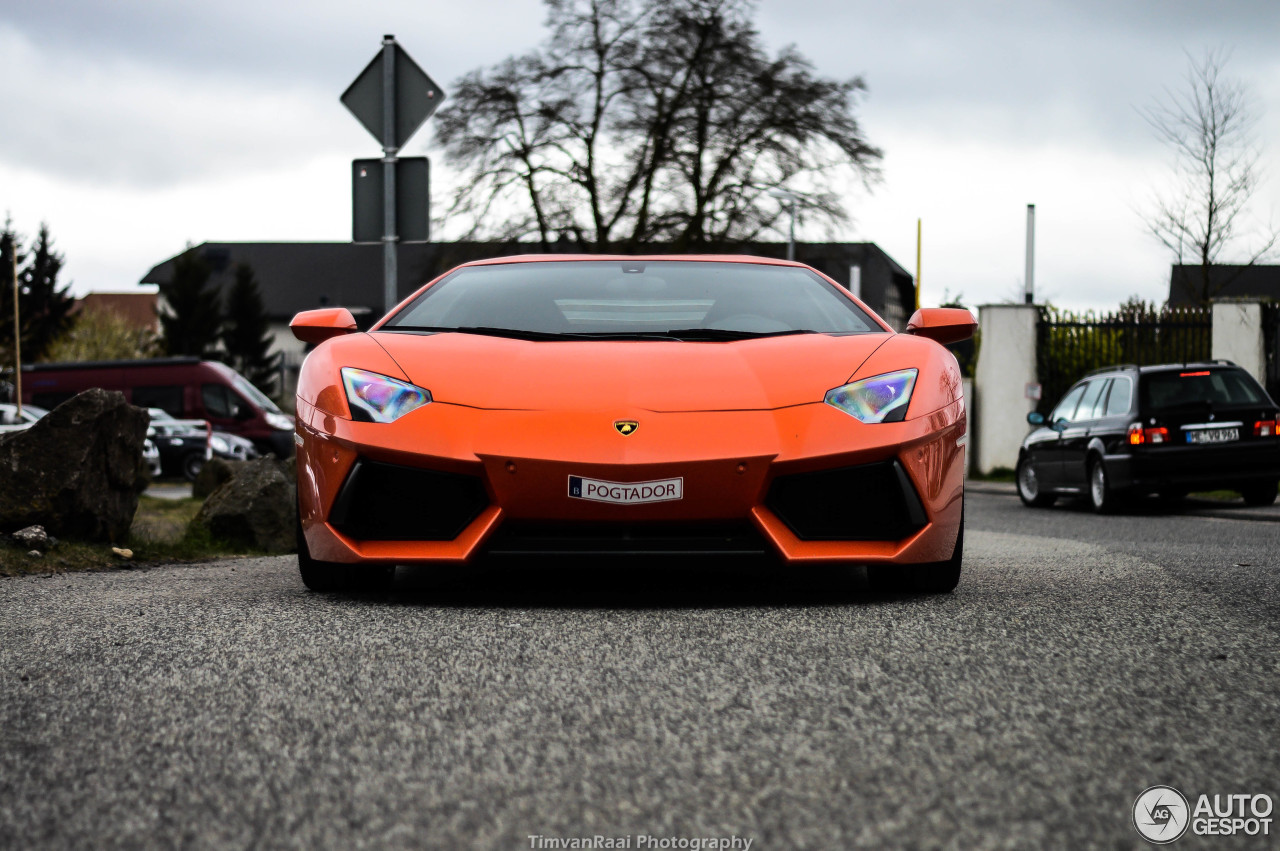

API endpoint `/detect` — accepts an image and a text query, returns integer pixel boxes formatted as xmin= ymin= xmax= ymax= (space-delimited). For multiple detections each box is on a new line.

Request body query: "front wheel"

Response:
xmin=868 ymin=511 xmax=963 ymax=594
xmin=297 ymin=510 xmax=394 ymax=593
xmin=1016 ymin=455 xmax=1055 ymax=508
xmin=1241 ymin=481 xmax=1278 ymax=507
xmin=182 ymin=451 xmax=205 ymax=482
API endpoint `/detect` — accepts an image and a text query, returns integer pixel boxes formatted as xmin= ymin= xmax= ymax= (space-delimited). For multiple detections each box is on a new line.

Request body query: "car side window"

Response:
xmin=1104 ymin=377 xmax=1132 ymax=416
xmin=1051 ymin=384 xmax=1087 ymax=423
xmin=202 ymin=384 xmax=237 ymax=419
xmin=1076 ymin=379 xmax=1108 ymax=421
xmin=132 ymin=385 xmax=184 ymax=418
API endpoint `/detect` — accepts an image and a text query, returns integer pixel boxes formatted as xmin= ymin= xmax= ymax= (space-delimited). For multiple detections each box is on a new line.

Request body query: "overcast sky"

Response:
xmin=2 ymin=0 xmax=1278 ymax=310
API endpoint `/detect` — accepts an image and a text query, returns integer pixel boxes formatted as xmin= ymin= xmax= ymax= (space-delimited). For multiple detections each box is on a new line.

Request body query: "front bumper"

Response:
xmin=295 ymin=397 xmax=966 ymax=566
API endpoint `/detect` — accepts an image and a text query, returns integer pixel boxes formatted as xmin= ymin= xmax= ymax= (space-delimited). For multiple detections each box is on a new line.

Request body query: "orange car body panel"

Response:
xmin=295 ymin=256 xmax=967 ymax=568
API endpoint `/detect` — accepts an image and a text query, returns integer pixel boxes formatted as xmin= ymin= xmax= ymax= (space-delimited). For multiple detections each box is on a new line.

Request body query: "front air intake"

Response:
xmin=328 ymin=459 xmax=488 ymax=541
xmin=765 ymin=459 xmax=927 ymax=541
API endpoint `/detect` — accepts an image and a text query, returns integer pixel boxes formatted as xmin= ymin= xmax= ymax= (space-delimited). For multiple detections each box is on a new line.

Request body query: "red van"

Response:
xmin=21 ymin=358 xmax=295 ymax=457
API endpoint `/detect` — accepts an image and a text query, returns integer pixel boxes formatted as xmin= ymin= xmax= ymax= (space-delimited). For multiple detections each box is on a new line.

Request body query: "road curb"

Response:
xmin=964 ymin=481 xmax=1280 ymax=522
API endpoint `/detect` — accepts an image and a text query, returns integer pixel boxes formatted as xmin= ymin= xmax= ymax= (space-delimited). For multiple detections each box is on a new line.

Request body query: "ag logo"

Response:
xmin=614 ymin=420 xmax=638 ymax=436
xmin=1133 ymin=785 xmax=1190 ymax=844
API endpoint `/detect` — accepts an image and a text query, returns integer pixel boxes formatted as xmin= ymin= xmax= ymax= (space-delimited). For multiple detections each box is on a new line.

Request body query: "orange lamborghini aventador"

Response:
xmin=290 ymin=255 xmax=975 ymax=593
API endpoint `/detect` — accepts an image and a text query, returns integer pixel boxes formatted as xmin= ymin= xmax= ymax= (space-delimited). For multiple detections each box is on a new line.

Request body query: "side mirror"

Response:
xmin=1026 ymin=412 xmax=1045 ymax=425
xmin=1052 ymin=418 xmax=1069 ymax=432
xmin=291 ymin=307 xmax=358 ymax=344
xmin=904 ymin=308 xmax=977 ymax=345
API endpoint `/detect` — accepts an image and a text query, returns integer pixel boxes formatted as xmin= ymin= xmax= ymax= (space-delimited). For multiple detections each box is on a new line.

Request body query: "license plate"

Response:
xmin=568 ymin=475 xmax=683 ymax=504
xmin=1187 ymin=427 xmax=1238 ymax=444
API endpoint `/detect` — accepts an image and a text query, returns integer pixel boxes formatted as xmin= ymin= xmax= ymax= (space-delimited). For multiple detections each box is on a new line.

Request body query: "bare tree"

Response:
xmin=1141 ymin=48 xmax=1277 ymax=304
xmin=433 ymin=0 xmax=881 ymax=251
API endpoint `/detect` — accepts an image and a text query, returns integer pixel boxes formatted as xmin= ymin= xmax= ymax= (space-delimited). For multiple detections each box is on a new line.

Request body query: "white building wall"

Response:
xmin=973 ymin=304 xmax=1038 ymax=475
xmin=1211 ymin=301 xmax=1266 ymax=384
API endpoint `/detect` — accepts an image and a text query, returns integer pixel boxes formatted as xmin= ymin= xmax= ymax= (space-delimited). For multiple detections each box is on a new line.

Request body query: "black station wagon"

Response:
xmin=1016 ymin=361 xmax=1280 ymax=512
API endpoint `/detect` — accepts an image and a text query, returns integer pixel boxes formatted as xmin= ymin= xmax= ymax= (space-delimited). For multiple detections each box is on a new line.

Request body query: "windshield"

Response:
xmin=1140 ymin=368 xmax=1270 ymax=412
xmin=382 ymin=260 xmax=881 ymax=340
xmin=231 ymin=374 xmax=282 ymax=413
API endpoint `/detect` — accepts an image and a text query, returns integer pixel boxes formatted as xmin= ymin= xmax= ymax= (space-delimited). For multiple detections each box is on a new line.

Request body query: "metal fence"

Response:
xmin=1035 ymin=305 xmax=1212 ymax=414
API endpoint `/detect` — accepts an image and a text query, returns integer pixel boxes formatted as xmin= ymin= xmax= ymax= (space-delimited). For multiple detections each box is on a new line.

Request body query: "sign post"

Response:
xmin=341 ymin=36 xmax=445 ymax=314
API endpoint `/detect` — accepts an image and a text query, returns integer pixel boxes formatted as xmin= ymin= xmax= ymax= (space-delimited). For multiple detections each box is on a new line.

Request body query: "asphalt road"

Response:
xmin=2 ymin=491 xmax=1278 ymax=850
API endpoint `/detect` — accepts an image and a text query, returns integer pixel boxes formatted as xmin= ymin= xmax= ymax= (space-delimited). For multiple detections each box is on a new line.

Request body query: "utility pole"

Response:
xmin=380 ymin=35 xmax=399 ymax=317
xmin=915 ymin=218 xmax=922 ymax=310
xmin=9 ymin=239 xmax=20 ymax=416
xmin=768 ymin=188 xmax=798 ymax=261
xmin=1024 ymin=204 xmax=1036 ymax=305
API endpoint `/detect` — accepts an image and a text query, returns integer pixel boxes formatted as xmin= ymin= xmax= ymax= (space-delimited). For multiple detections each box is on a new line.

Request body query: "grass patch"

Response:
xmin=969 ymin=466 xmax=1016 ymax=483
xmin=1 ymin=495 xmax=283 ymax=578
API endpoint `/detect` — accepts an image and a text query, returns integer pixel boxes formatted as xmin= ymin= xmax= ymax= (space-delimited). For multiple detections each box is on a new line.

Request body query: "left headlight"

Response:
xmin=341 ymin=367 xmax=431 ymax=423
xmin=210 ymin=435 xmax=231 ymax=454
xmin=825 ymin=368 xmax=918 ymax=423
xmin=265 ymin=412 xmax=294 ymax=431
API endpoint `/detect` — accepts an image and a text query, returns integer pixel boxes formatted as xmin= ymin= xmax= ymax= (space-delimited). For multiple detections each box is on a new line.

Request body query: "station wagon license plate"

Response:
xmin=1187 ymin=427 xmax=1238 ymax=444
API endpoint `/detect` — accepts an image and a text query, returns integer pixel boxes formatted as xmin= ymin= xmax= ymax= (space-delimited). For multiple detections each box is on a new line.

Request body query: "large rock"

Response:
xmin=0 ymin=389 xmax=149 ymax=542
xmin=191 ymin=457 xmax=243 ymax=499
xmin=191 ymin=457 xmax=296 ymax=553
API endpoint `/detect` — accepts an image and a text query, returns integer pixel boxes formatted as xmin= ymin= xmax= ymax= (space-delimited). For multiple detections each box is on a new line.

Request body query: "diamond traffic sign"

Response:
xmin=341 ymin=40 xmax=445 ymax=149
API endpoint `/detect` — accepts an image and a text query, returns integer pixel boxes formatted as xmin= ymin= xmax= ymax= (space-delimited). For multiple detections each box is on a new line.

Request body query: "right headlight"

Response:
xmin=341 ymin=367 xmax=431 ymax=423
xmin=824 ymin=368 xmax=918 ymax=423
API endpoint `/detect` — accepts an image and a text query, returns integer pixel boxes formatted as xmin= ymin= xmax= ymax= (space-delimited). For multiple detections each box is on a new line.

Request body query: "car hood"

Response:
xmin=368 ymin=330 xmax=892 ymax=412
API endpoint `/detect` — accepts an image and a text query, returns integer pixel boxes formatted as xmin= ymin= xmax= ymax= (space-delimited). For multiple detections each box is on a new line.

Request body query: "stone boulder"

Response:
xmin=191 ymin=457 xmax=243 ymax=499
xmin=0 ymin=389 xmax=150 ymax=542
xmin=191 ymin=457 xmax=296 ymax=553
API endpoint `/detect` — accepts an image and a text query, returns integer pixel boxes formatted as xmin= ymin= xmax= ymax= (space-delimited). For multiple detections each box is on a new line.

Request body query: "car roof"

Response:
xmin=1083 ymin=360 xmax=1240 ymax=378
xmin=453 ymin=254 xmax=811 ymax=270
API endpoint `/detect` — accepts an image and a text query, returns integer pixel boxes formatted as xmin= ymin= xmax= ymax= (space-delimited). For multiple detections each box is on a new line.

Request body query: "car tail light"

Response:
xmin=1256 ymin=420 xmax=1278 ymax=437
xmin=1128 ymin=423 xmax=1168 ymax=445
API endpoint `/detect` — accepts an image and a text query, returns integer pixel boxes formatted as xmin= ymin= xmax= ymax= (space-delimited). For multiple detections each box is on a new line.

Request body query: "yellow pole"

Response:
xmin=9 ymin=240 xmax=19 ymax=417
xmin=915 ymin=218 xmax=922 ymax=310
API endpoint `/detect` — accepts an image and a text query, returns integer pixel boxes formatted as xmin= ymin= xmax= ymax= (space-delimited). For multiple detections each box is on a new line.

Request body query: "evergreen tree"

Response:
xmin=0 ymin=219 xmax=76 ymax=364
xmin=158 ymin=248 xmax=222 ymax=357
xmin=221 ymin=263 xmax=281 ymax=396
xmin=20 ymin=224 xmax=76 ymax=361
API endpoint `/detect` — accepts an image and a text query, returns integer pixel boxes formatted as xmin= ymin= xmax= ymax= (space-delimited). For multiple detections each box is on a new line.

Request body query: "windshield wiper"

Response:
xmin=382 ymin=325 xmax=578 ymax=341
xmin=653 ymin=328 xmax=819 ymax=341
xmin=381 ymin=326 xmax=820 ymax=342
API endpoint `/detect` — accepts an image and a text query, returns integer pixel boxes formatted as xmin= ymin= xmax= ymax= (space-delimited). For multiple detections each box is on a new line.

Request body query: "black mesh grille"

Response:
xmin=765 ymin=459 xmax=927 ymax=541
xmin=484 ymin=521 xmax=768 ymax=557
xmin=328 ymin=459 xmax=488 ymax=541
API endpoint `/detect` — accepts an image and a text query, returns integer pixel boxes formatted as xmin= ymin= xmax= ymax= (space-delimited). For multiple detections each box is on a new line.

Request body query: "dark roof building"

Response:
xmin=1168 ymin=264 xmax=1280 ymax=306
xmin=141 ymin=240 xmax=917 ymax=330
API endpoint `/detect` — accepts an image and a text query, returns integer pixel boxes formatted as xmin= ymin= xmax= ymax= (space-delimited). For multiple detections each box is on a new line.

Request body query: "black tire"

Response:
xmin=868 ymin=510 xmax=963 ymax=594
xmin=1016 ymin=454 xmax=1055 ymax=508
xmin=1087 ymin=456 xmax=1123 ymax=514
xmin=182 ymin=451 xmax=205 ymax=482
xmin=1241 ymin=481 xmax=1278 ymax=507
xmin=296 ymin=510 xmax=394 ymax=593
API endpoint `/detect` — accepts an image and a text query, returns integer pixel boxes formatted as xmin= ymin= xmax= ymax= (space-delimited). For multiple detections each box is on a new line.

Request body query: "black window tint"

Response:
xmin=1051 ymin=384 xmax=1087 ymax=423
xmin=1075 ymin=379 xmax=1107 ymax=422
xmin=201 ymin=384 xmax=235 ymax=418
xmin=132 ymin=386 xmax=184 ymax=417
xmin=386 ymin=261 xmax=880 ymax=336
xmin=1140 ymin=368 xmax=1268 ymax=412
xmin=32 ymin=392 xmax=74 ymax=410
xmin=1104 ymin=377 xmax=1133 ymax=416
